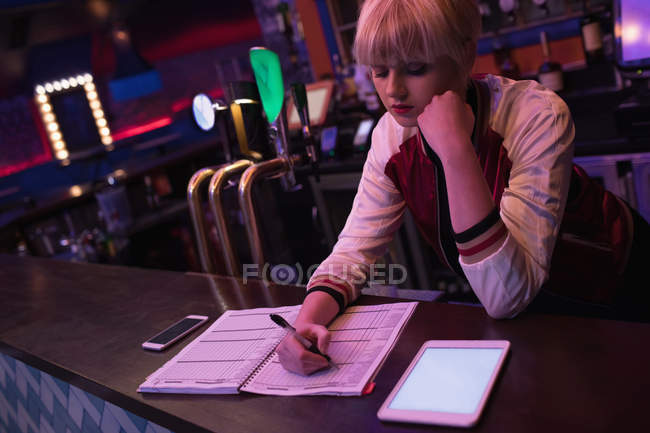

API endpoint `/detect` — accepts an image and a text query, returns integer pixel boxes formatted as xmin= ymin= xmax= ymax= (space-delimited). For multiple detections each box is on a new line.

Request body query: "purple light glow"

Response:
xmin=621 ymin=0 xmax=650 ymax=62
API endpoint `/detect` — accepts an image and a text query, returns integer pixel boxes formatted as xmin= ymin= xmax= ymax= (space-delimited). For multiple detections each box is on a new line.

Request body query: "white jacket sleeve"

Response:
xmin=460 ymin=80 xmax=575 ymax=318
xmin=307 ymin=118 xmax=407 ymax=306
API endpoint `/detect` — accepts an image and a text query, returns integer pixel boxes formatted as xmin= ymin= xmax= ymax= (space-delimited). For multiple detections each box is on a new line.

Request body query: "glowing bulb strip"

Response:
xmin=33 ymin=90 xmax=66 ymax=161
xmin=81 ymin=79 xmax=113 ymax=149
xmin=34 ymin=72 xmax=113 ymax=162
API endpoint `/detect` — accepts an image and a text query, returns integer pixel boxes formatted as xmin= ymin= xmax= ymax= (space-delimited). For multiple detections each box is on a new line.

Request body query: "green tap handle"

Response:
xmin=249 ymin=47 xmax=285 ymax=124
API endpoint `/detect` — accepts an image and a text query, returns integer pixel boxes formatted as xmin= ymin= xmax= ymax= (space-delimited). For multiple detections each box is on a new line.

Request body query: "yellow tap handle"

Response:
xmin=230 ymin=101 xmax=262 ymax=161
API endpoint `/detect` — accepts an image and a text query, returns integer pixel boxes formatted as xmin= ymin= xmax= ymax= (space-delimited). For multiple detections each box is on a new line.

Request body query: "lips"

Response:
xmin=391 ymin=104 xmax=413 ymax=114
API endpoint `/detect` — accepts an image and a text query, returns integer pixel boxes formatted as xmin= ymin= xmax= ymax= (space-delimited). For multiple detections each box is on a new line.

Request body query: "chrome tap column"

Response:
xmin=208 ymin=159 xmax=254 ymax=277
xmin=187 ymin=166 xmax=222 ymax=274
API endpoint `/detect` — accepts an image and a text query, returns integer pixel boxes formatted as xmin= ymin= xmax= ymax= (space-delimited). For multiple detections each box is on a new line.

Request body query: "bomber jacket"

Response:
xmin=307 ymin=74 xmax=633 ymax=318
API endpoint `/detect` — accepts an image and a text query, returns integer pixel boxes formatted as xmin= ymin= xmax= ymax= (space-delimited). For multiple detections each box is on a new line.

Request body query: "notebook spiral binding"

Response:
xmin=240 ymin=333 xmax=285 ymax=389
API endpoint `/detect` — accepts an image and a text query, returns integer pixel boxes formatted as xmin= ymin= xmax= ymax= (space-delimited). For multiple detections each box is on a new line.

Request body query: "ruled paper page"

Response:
xmin=138 ymin=305 xmax=300 ymax=394
xmin=241 ymin=302 xmax=418 ymax=396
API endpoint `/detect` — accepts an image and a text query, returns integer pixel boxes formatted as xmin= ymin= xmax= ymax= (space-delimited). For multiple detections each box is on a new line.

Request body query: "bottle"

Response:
xmin=332 ymin=53 xmax=345 ymax=102
xmin=499 ymin=0 xmax=519 ymax=25
xmin=276 ymin=2 xmax=298 ymax=67
xmin=537 ymin=31 xmax=564 ymax=92
xmin=581 ymin=13 xmax=604 ymax=63
xmin=493 ymin=41 xmax=521 ymax=80
xmin=532 ymin=0 xmax=550 ymax=17
xmin=354 ymin=64 xmax=380 ymax=112
xmin=144 ymin=175 xmax=159 ymax=209
xmin=478 ymin=1 xmax=495 ymax=33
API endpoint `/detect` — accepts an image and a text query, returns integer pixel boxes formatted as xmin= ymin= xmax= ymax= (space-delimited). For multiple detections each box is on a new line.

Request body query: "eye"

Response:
xmin=371 ymin=66 xmax=388 ymax=78
xmin=406 ymin=63 xmax=428 ymax=75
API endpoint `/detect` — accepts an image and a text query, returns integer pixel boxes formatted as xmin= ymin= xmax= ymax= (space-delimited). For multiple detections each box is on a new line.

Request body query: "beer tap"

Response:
xmin=189 ymin=89 xmax=261 ymax=274
xmin=238 ymin=46 xmax=324 ymax=270
xmin=249 ymin=46 xmax=298 ymax=191
xmin=190 ymin=47 xmax=321 ymax=274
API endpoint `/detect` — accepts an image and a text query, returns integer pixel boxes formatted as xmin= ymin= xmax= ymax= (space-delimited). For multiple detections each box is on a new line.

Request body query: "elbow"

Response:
xmin=484 ymin=302 xmax=521 ymax=320
xmin=477 ymin=274 xmax=542 ymax=320
xmin=463 ymin=235 xmax=548 ymax=319
xmin=480 ymin=277 xmax=543 ymax=319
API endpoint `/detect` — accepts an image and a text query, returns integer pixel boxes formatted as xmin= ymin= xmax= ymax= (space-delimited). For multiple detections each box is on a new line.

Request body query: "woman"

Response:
xmin=277 ymin=0 xmax=648 ymax=375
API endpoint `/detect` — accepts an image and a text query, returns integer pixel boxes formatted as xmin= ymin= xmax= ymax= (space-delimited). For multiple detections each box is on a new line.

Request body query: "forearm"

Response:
xmin=295 ymin=291 xmax=339 ymax=328
xmin=439 ymin=137 xmax=495 ymax=233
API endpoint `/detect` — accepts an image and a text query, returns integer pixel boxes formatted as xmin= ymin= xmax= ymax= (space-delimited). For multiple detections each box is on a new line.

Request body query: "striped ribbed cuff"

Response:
xmin=455 ymin=208 xmax=508 ymax=264
xmin=308 ymin=275 xmax=352 ymax=304
xmin=305 ymin=286 xmax=345 ymax=315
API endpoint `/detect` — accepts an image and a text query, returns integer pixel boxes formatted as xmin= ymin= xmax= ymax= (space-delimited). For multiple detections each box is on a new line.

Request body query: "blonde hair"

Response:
xmin=353 ymin=0 xmax=481 ymax=79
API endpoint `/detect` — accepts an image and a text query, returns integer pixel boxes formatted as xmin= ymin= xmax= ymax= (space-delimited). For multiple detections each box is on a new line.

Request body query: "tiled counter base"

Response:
xmin=0 ymin=353 xmax=171 ymax=433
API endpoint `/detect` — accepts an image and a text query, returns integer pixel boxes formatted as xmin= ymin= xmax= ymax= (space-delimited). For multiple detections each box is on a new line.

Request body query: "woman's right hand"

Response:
xmin=276 ymin=322 xmax=331 ymax=375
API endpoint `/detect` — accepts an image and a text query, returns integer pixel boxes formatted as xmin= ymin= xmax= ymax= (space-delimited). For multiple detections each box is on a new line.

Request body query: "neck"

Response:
xmin=461 ymin=78 xmax=473 ymax=101
xmin=453 ymin=77 xmax=471 ymax=101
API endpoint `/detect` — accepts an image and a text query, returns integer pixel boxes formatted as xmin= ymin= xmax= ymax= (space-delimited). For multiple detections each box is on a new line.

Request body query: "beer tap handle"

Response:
xmin=250 ymin=46 xmax=299 ymax=191
xmin=290 ymin=82 xmax=319 ymax=182
xmin=249 ymin=47 xmax=287 ymax=156
xmin=230 ymin=100 xmax=263 ymax=161
xmin=192 ymin=94 xmax=234 ymax=161
xmin=290 ymin=82 xmax=309 ymax=128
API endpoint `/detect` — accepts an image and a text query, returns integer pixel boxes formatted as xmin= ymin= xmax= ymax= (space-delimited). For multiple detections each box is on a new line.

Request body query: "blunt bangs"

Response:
xmin=354 ymin=0 xmax=480 ymax=74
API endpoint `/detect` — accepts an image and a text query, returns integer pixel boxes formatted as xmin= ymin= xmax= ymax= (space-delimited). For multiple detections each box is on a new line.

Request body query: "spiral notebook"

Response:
xmin=138 ymin=302 xmax=417 ymax=396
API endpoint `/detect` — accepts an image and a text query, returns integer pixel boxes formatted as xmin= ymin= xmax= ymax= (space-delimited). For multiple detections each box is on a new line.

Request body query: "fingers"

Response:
xmin=303 ymin=325 xmax=331 ymax=354
xmin=418 ymin=91 xmax=475 ymax=146
xmin=276 ymin=334 xmax=329 ymax=376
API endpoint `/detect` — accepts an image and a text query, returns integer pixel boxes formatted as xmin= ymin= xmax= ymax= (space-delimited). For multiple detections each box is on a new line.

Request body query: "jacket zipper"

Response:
xmin=433 ymin=163 xmax=454 ymax=271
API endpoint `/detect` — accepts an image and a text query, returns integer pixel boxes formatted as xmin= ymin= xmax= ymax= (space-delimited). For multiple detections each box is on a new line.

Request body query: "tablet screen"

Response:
xmin=388 ymin=348 xmax=504 ymax=414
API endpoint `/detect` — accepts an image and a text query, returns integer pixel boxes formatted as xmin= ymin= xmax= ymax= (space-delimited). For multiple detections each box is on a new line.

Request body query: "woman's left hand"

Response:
xmin=417 ymin=90 xmax=475 ymax=160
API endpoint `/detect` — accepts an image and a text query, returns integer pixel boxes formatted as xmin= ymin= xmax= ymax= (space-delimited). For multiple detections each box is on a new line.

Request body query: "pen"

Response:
xmin=269 ymin=314 xmax=338 ymax=370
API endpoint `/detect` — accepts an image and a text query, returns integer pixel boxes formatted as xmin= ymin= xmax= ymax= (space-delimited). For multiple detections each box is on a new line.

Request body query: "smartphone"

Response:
xmin=142 ymin=315 xmax=209 ymax=351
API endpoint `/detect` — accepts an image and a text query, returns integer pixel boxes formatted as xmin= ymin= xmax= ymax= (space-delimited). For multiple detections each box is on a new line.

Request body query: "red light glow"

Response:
xmin=111 ymin=117 xmax=173 ymax=141
xmin=0 ymin=99 xmax=53 ymax=178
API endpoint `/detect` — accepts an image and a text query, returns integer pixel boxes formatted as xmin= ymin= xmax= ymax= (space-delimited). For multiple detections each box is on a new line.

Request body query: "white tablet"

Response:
xmin=377 ymin=340 xmax=510 ymax=427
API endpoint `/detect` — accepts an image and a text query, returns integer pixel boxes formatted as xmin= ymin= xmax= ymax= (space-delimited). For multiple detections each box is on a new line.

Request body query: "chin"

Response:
xmin=391 ymin=114 xmax=418 ymax=128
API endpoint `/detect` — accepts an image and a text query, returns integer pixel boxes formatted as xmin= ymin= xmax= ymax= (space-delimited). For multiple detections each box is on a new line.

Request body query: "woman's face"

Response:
xmin=371 ymin=56 xmax=464 ymax=128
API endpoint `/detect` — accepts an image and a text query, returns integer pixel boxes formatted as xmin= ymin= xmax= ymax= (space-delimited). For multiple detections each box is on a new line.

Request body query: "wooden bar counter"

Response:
xmin=1 ymin=254 xmax=649 ymax=432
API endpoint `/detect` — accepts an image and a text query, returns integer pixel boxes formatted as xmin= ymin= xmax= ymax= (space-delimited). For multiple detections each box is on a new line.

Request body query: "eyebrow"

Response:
xmin=371 ymin=62 xmax=426 ymax=70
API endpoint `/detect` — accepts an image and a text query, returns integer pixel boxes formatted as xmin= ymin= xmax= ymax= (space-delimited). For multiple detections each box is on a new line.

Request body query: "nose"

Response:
xmin=386 ymin=70 xmax=407 ymax=100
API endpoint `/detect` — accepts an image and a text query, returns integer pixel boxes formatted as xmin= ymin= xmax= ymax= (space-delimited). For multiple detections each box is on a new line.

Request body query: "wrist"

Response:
xmin=297 ymin=290 xmax=340 ymax=326
xmin=433 ymin=136 xmax=475 ymax=167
